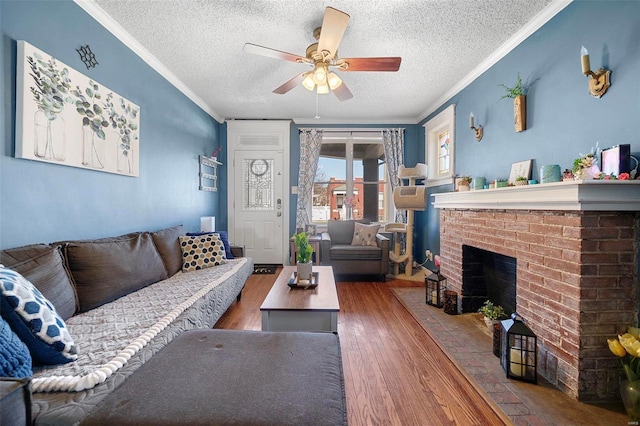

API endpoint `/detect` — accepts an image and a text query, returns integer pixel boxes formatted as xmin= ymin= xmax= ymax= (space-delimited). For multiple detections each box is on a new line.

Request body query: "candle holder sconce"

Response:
xmin=469 ymin=112 xmax=483 ymax=142
xmin=580 ymin=46 xmax=611 ymax=98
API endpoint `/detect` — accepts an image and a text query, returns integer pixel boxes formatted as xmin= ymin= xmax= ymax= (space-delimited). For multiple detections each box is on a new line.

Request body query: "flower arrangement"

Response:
xmin=607 ymin=327 xmax=640 ymax=382
xmin=573 ymin=142 xmax=601 ymax=179
xmin=425 ymin=250 xmax=441 ymax=273
xmin=597 ymin=172 xmax=631 ymax=180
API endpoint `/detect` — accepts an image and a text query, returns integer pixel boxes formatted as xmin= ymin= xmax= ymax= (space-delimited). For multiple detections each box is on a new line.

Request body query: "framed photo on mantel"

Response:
xmin=508 ymin=160 xmax=532 ymax=185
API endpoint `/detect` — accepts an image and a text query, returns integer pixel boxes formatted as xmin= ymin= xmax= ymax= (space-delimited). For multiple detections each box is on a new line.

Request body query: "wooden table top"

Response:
xmin=260 ymin=266 xmax=339 ymax=312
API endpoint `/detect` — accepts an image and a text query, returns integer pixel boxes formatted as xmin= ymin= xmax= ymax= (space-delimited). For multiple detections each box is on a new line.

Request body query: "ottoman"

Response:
xmin=81 ymin=329 xmax=347 ymax=425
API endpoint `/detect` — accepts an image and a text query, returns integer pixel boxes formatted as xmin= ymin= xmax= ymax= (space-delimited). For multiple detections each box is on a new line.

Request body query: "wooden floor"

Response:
xmin=215 ymin=269 xmax=508 ymax=426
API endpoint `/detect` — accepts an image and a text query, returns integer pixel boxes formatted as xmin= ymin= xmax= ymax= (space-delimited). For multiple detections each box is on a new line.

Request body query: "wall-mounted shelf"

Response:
xmin=199 ymin=155 xmax=222 ymax=192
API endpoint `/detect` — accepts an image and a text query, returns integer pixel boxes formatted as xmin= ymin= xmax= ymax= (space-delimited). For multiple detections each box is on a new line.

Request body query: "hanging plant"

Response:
xmin=499 ymin=73 xmax=527 ymax=132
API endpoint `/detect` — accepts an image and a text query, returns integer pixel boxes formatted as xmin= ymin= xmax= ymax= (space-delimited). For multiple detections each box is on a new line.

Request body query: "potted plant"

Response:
xmin=458 ymin=176 xmax=472 ymax=191
xmin=515 ymin=176 xmax=528 ymax=186
xmin=293 ymin=231 xmax=314 ymax=282
xmin=478 ymin=300 xmax=508 ymax=331
xmin=499 ymin=73 xmax=527 ymax=132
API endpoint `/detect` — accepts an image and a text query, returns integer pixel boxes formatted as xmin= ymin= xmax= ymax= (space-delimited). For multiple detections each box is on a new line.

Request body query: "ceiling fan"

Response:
xmin=243 ymin=6 xmax=402 ymax=101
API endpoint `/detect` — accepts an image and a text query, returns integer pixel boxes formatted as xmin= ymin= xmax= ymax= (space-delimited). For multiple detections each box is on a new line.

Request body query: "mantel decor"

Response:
xmin=16 ymin=41 xmax=140 ymax=176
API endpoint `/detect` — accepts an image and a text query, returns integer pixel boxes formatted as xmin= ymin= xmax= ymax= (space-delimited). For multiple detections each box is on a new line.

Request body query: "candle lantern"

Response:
xmin=500 ymin=313 xmax=537 ymax=383
xmin=425 ymin=271 xmax=446 ymax=308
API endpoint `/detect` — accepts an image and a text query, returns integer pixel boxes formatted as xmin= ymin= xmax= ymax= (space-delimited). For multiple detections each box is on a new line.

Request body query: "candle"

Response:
xmin=580 ymin=46 xmax=590 ymax=75
xmin=431 ymin=290 xmax=437 ymax=304
xmin=469 ymin=112 xmax=474 ymax=129
xmin=510 ymin=347 xmax=524 ymax=377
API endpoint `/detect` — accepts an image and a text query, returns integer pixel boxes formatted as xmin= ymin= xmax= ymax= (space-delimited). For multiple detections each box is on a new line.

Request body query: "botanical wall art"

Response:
xmin=16 ymin=40 xmax=140 ymax=176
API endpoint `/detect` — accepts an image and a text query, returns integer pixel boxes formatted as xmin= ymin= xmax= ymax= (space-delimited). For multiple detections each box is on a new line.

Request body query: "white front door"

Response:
xmin=233 ymin=150 xmax=284 ymax=263
xmin=227 ymin=120 xmax=290 ymax=265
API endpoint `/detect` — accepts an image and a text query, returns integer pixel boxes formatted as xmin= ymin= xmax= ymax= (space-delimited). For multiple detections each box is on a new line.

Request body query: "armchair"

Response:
xmin=320 ymin=220 xmax=389 ymax=281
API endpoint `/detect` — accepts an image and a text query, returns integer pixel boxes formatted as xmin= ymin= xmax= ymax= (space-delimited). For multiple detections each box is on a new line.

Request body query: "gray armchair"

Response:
xmin=320 ymin=220 xmax=389 ymax=281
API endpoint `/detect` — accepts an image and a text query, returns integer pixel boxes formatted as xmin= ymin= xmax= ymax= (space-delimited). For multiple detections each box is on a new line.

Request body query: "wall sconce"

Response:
xmin=580 ymin=46 xmax=611 ymax=98
xmin=469 ymin=112 xmax=483 ymax=142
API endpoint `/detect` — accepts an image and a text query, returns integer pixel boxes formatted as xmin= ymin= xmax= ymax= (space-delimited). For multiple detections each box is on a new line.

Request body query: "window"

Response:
xmin=425 ymin=104 xmax=455 ymax=187
xmin=312 ymin=133 xmax=391 ymax=223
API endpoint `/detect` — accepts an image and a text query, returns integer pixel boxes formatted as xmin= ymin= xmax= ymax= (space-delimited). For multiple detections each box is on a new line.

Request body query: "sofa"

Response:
xmin=0 ymin=225 xmax=254 ymax=425
xmin=320 ymin=220 xmax=390 ymax=281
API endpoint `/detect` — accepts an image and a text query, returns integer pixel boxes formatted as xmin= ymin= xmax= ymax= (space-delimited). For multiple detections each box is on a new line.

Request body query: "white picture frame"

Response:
xmin=16 ymin=40 xmax=140 ymax=176
xmin=508 ymin=160 xmax=532 ymax=185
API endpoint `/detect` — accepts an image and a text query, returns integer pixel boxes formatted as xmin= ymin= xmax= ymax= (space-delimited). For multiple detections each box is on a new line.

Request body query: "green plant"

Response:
xmin=498 ymin=73 xmax=526 ymax=100
xmin=294 ymin=232 xmax=313 ymax=264
xmin=516 ymin=176 xmax=528 ymax=182
xmin=459 ymin=176 xmax=472 ymax=184
xmin=478 ymin=300 xmax=508 ymax=320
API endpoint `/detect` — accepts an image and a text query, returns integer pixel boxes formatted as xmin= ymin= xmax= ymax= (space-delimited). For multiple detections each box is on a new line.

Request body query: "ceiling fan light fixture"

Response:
xmin=302 ymin=72 xmax=315 ymax=91
xmin=316 ymin=83 xmax=329 ymax=94
xmin=327 ymin=72 xmax=342 ymax=90
xmin=313 ymin=63 xmax=328 ymax=85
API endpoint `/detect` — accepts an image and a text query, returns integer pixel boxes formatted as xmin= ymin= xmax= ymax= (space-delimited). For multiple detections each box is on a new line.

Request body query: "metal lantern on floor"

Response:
xmin=500 ymin=313 xmax=537 ymax=383
xmin=425 ymin=271 xmax=446 ymax=308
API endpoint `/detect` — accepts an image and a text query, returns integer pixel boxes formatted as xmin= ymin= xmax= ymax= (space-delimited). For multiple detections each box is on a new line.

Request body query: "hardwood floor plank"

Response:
xmin=215 ymin=273 xmax=507 ymax=426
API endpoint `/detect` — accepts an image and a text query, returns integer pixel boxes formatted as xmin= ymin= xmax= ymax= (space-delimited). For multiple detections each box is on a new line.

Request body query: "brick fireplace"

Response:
xmin=432 ymin=181 xmax=640 ymax=401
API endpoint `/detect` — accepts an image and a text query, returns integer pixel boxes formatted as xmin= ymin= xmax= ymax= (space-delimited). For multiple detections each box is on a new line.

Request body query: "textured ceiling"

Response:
xmin=86 ymin=0 xmax=562 ymax=124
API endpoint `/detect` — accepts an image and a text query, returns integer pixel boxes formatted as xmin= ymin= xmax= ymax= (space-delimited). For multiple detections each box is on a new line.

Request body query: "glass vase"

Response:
xmin=621 ymin=380 xmax=640 ymax=422
xmin=34 ymin=110 xmax=65 ymax=161
xmin=82 ymin=126 xmax=104 ymax=169
xmin=117 ymin=148 xmax=133 ymax=174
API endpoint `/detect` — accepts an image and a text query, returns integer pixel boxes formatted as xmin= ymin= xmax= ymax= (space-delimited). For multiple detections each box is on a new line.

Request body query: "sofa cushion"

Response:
xmin=351 ymin=222 xmax=380 ymax=247
xmin=179 ymin=234 xmax=226 ymax=272
xmin=0 ymin=318 xmax=32 ymax=378
xmin=0 ymin=267 xmax=77 ymax=365
xmin=150 ymin=225 xmax=186 ymax=277
xmin=0 ymin=245 xmax=76 ymax=320
xmin=64 ymin=233 xmax=168 ymax=313
xmin=330 ymin=244 xmax=382 ymax=260
xmin=187 ymin=231 xmax=234 ymax=259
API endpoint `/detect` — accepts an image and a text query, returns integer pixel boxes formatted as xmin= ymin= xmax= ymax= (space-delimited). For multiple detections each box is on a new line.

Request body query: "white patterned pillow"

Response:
xmin=179 ymin=234 xmax=227 ymax=272
xmin=351 ymin=223 xmax=381 ymax=246
xmin=0 ymin=266 xmax=77 ymax=365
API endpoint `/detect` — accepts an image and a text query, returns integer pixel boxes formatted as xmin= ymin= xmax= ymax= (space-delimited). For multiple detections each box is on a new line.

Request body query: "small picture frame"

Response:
xmin=601 ymin=144 xmax=630 ymax=176
xmin=508 ymin=160 xmax=532 ymax=185
xmin=305 ymin=224 xmax=317 ymax=235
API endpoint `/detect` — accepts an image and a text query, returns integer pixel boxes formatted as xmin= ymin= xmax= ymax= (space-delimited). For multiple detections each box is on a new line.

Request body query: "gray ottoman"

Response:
xmin=82 ymin=329 xmax=347 ymax=425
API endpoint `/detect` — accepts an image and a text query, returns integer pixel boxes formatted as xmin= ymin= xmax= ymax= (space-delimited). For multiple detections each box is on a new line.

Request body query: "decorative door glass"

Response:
xmin=243 ymin=158 xmax=274 ymax=210
xmin=438 ymin=130 xmax=451 ymax=174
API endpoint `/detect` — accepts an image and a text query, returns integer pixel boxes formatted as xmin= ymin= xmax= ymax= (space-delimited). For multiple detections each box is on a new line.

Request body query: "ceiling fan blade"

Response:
xmin=273 ymin=73 xmax=306 ymax=94
xmin=339 ymin=57 xmax=402 ymax=72
xmin=332 ymin=81 xmax=353 ymax=102
xmin=317 ymin=7 xmax=350 ymax=60
xmin=243 ymin=43 xmax=305 ymax=63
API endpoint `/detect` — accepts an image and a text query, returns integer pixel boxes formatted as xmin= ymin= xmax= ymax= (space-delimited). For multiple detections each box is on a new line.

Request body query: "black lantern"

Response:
xmin=500 ymin=313 xmax=537 ymax=383
xmin=425 ymin=271 xmax=446 ymax=308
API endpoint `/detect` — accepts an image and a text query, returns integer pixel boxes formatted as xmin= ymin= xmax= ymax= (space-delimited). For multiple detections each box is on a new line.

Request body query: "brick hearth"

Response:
xmin=438 ymin=208 xmax=638 ymax=401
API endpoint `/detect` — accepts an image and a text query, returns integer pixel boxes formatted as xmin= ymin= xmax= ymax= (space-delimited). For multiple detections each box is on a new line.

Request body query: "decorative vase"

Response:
xmin=514 ymin=95 xmax=526 ymax=132
xmin=82 ymin=126 xmax=105 ymax=169
xmin=459 ymin=183 xmax=470 ymax=192
xmin=575 ymin=165 xmax=600 ymax=180
xmin=296 ymin=261 xmax=313 ymax=283
xmin=540 ymin=165 xmax=561 ymax=184
xmin=620 ymin=380 xmax=640 ymax=422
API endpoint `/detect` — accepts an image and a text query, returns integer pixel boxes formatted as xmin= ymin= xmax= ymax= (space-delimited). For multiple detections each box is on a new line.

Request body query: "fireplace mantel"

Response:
xmin=432 ymin=180 xmax=640 ymax=211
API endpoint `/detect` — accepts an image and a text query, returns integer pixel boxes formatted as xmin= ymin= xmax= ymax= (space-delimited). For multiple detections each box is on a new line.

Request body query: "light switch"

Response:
xmin=291 ymin=186 xmax=298 ymax=194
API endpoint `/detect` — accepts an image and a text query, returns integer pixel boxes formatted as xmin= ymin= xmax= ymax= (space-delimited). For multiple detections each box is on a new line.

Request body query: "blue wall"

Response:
xmin=0 ymin=1 xmax=223 ymax=249
xmin=416 ymin=0 xmax=640 ymax=259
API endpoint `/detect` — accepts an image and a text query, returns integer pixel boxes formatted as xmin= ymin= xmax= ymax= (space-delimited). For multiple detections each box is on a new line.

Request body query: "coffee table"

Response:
xmin=260 ymin=266 xmax=339 ymax=332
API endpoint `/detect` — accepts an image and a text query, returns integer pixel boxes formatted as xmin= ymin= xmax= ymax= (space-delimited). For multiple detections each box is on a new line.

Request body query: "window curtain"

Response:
xmin=382 ymin=128 xmax=405 ymax=223
xmin=296 ymin=129 xmax=323 ymax=230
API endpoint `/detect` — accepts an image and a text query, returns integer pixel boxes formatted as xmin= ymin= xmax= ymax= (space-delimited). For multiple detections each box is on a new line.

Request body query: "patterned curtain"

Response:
xmin=382 ymin=128 xmax=405 ymax=223
xmin=296 ymin=129 xmax=324 ymax=230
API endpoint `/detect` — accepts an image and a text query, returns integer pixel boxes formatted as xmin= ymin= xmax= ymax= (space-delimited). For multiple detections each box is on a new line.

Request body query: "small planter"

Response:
xmin=296 ymin=261 xmax=313 ymax=283
xmin=483 ymin=316 xmax=500 ymax=332
xmin=514 ymin=180 xmax=528 ymax=186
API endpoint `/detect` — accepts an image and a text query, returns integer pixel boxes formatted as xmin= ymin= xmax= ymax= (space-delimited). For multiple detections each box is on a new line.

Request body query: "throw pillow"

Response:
xmin=0 ymin=266 xmax=77 ymax=365
xmin=186 ymin=231 xmax=234 ymax=259
xmin=0 ymin=317 xmax=32 ymax=378
xmin=179 ymin=234 xmax=227 ymax=272
xmin=351 ymin=223 xmax=381 ymax=247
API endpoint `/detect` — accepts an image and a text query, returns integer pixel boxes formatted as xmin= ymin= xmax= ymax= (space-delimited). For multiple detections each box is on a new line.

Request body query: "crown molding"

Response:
xmin=74 ymin=0 xmax=225 ymax=123
xmin=292 ymin=117 xmax=416 ymax=125
xmin=416 ymin=0 xmax=573 ymax=123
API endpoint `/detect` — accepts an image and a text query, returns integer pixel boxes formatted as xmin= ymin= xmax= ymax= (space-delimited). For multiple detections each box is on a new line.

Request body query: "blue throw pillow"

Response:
xmin=0 ymin=317 xmax=32 ymax=378
xmin=0 ymin=266 xmax=77 ymax=365
xmin=187 ymin=231 xmax=234 ymax=259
